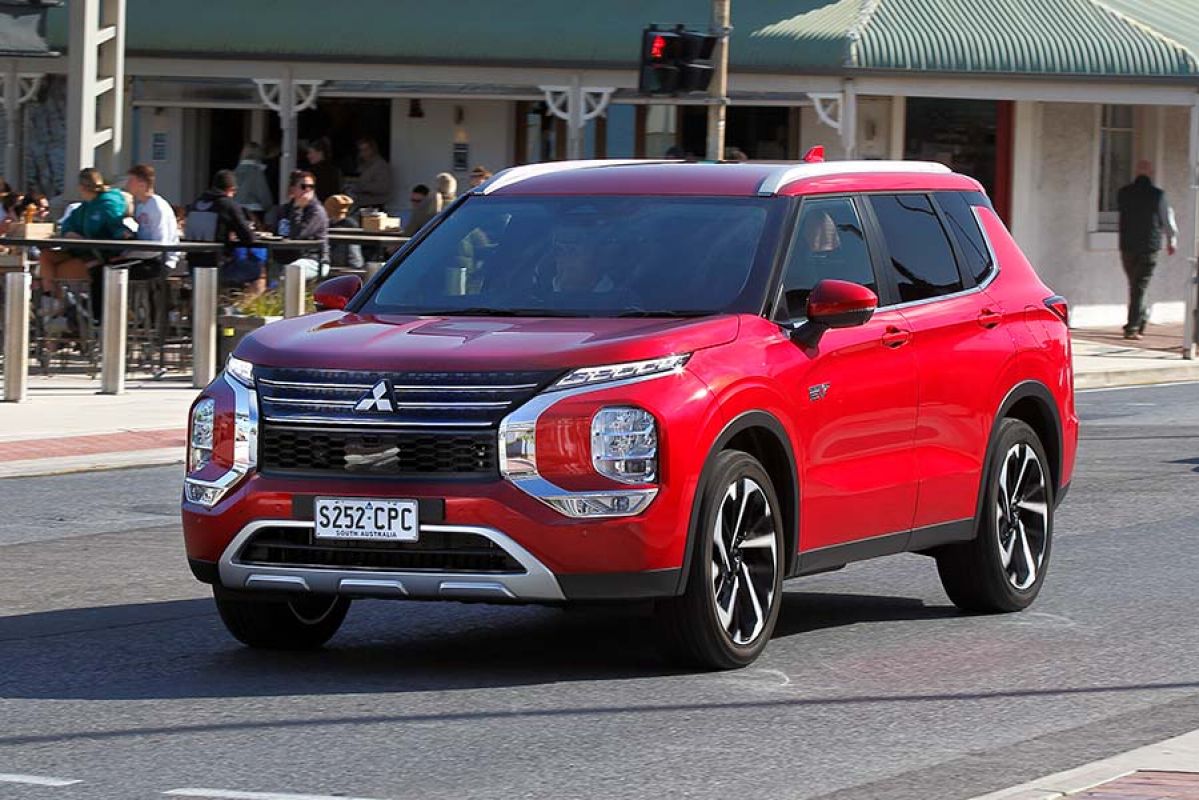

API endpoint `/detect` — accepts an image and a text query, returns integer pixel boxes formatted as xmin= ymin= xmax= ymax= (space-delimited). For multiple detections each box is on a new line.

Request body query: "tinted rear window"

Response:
xmin=870 ymin=194 xmax=964 ymax=303
xmin=936 ymin=191 xmax=993 ymax=284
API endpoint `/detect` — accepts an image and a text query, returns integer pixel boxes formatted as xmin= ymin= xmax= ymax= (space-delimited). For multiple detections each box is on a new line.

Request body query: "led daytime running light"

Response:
xmin=225 ymin=355 xmax=255 ymax=387
xmin=551 ymin=354 xmax=689 ymax=391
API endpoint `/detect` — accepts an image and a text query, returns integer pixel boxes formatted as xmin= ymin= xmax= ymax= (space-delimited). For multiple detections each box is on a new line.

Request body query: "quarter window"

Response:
xmin=870 ymin=194 xmax=964 ymax=303
xmin=780 ymin=197 xmax=875 ymax=319
xmin=937 ymin=191 xmax=993 ymax=284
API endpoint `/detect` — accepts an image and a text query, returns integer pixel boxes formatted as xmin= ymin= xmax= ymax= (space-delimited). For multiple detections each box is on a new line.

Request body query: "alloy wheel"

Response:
xmin=709 ymin=476 xmax=779 ymax=645
xmin=995 ymin=442 xmax=1049 ymax=591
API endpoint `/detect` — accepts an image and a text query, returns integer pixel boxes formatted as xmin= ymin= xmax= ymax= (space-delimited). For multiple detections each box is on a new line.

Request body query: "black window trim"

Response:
xmin=769 ymin=193 xmax=889 ymax=323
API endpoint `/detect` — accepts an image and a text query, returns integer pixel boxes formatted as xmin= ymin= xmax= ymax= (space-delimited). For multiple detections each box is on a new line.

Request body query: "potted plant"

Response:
xmin=217 ymin=289 xmax=313 ymax=364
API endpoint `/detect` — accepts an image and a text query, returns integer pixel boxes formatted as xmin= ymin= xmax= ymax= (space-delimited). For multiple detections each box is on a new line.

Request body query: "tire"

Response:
xmin=214 ymin=589 xmax=351 ymax=649
xmin=936 ymin=418 xmax=1054 ymax=613
xmin=658 ymin=450 xmax=785 ymax=670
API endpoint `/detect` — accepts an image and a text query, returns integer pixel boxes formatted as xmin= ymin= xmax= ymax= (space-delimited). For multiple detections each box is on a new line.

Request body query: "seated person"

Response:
xmin=325 ymin=194 xmax=364 ymax=270
xmin=186 ymin=169 xmax=260 ymax=294
xmin=38 ymin=168 xmax=130 ymax=298
xmin=273 ymin=170 xmax=329 ymax=282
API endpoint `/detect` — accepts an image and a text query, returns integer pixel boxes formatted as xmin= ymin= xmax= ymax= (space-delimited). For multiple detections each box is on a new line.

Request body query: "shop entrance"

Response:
xmin=904 ymin=97 xmax=1014 ymax=223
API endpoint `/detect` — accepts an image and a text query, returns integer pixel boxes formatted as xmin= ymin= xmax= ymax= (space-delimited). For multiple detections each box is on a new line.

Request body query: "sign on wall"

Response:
xmin=151 ymin=132 xmax=167 ymax=162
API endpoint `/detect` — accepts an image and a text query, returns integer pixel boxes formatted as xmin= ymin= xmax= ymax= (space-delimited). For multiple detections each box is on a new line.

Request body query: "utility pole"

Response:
xmin=706 ymin=0 xmax=730 ymax=161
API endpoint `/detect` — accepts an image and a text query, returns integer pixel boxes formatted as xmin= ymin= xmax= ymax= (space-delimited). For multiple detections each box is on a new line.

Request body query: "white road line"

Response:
xmin=0 ymin=773 xmax=83 ymax=787
xmin=163 ymin=789 xmax=388 ymax=800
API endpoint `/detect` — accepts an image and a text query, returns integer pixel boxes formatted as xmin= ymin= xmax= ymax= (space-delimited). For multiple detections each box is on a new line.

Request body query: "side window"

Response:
xmin=781 ymin=197 xmax=875 ymax=318
xmin=937 ymin=191 xmax=993 ymax=284
xmin=870 ymin=194 xmax=964 ymax=303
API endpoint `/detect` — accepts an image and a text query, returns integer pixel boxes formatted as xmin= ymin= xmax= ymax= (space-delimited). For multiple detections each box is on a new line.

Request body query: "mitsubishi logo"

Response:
xmin=355 ymin=380 xmax=394 ymax=412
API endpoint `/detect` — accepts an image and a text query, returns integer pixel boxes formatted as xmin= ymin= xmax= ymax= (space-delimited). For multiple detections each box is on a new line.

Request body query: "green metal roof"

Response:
xmin=849 ymin=0 xmax=1199 ymax=76
xmin=43 ymin=0 xmax=1199 ymax=79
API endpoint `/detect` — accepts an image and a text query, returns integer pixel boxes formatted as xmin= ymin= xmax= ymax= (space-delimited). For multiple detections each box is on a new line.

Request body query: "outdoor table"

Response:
xmin=0 ymin=237 xmax=225 ymax=396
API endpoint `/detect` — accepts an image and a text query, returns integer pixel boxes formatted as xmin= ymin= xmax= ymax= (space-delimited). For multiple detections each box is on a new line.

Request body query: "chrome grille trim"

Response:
xmin=260 ymin=415 xmax=494 ymax=428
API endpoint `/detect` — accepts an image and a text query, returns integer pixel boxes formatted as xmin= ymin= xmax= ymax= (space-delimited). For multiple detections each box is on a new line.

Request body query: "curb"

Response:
xmin=1074 ymin=364 xmax=1199 ymax=390
xmin=0 ymin=448 xmax=183 ymax=479
xmin=968 ymin=729 xmax=1199 ymax=799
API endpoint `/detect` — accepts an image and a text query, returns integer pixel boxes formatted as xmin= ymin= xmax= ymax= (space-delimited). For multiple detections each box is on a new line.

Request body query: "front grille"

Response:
xmin=253 ymin=367 xmax=558 ymax=478
xmin=238 ymin=526 xmax=526 ymax=574
xmin=255 ymin=367 xmax=556 ymax=428
xmin=261 ymin=426 xmax=497 ymax=477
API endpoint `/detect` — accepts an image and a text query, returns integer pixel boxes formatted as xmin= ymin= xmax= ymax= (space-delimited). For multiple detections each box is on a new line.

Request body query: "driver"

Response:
xmin=549 ymin=220 xmax=614 ymax=293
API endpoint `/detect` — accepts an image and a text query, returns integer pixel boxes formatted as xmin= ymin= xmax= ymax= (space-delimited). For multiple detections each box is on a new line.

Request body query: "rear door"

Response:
xmin=866 ymin=192 xmax=1016 ymax=538
xmin=771 ymin=195 xmax=919 ymax=554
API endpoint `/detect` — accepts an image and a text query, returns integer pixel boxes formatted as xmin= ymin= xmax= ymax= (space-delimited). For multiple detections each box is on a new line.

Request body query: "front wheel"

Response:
xmin=214 ymin=589 xmax=351 ymax=649
xmin=658 ymin=450 xmax=785 ymax=669
xmin=936 ymin=418 xmax=1054 ymax=612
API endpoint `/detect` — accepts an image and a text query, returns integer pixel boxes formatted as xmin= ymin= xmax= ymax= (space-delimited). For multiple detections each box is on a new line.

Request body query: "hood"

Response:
xmin=235 ymin=312 xmax=741 ymax=373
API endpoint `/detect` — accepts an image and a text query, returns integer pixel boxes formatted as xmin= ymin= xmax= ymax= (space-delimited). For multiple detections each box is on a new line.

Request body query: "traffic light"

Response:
xmin=639 ymin=29 xmax=682 ymax=95
xmin=638 ymin=26 xmax=720 ymax=95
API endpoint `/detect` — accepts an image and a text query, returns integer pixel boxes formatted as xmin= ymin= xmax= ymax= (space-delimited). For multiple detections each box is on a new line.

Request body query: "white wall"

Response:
xmin=798 ymin=96 xmax=892 ymax=161
xmin=1016 ymin=102 xmax=1193 ymax=328
xmin=390 ymin=98 xmax=513 ymax=213
xmin=136 ymin=106 xmax=186 ymax=204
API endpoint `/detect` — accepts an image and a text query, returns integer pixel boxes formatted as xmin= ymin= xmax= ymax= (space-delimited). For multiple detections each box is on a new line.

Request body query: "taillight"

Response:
xmin=1044 ymin=295 xmax=1068 ymax=324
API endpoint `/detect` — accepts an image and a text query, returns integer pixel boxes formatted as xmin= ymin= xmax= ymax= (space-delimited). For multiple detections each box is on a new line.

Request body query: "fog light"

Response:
xmin=188 ymin=398 xmax=214 ymax=473
xmin=185 ymin=480 xmax=223 ymax=506
xmin=592 ymin=406 xmax=657 ymax=484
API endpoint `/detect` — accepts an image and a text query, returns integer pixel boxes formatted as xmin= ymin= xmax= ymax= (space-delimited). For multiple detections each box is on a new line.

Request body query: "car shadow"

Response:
xmin=0 ymin=588 xmax=959 ymax=701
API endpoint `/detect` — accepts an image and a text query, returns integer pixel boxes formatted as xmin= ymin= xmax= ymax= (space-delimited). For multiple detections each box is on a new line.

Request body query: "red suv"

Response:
xmin=182 ymin=160 xmax=1077 ymax=669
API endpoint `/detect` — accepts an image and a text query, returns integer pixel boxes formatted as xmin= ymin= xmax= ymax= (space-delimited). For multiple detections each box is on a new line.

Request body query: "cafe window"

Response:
xmin=1097 ymin=105 xmax=1134 ymax=231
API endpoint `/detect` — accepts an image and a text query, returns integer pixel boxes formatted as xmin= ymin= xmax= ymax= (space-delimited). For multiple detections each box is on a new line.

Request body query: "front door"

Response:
xmin=771 ymin=196 xmax=919 ymax=553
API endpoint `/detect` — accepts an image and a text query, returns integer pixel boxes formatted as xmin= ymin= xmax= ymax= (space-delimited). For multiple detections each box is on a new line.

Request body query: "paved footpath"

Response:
xmin=970 ymin=729 xmax=1199 ymax=799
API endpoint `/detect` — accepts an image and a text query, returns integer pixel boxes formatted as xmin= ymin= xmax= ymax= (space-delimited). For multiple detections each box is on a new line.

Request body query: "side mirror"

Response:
xmin=790 ymin=279 xmax=878 ymax=347
xmin=313 ymin=274 xmax=362 ymax=311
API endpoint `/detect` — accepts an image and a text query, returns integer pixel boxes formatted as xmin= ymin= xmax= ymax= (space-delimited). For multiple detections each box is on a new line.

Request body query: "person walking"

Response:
xmin=1117 ymin=160 xmax=1178 ymax=340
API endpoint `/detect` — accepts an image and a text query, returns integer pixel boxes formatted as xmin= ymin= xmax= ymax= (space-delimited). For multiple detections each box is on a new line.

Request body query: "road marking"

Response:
xmin=163 ymin=790 xmax=388 ymax=800
xmin=0 ymin=773 xmax=83 ymax=786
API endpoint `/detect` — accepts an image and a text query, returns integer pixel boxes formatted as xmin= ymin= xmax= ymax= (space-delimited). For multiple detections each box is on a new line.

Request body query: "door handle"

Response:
xmin=881 ymin=326 xmax=911 ymax=348
xmin=977 ymin=308 xmax=1002 ymax=330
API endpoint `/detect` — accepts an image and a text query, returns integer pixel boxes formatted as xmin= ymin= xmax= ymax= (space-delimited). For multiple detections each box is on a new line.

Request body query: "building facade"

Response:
xmin=5 ymin=0 xmax=1198 ymax=330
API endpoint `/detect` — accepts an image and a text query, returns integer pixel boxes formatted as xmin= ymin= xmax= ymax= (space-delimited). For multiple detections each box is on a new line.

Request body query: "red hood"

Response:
xmin=235 ymin=311 xmax=741 ymax=372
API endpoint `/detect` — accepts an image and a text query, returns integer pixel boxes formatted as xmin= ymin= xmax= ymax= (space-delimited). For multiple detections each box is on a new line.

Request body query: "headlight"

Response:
xmin=225 ymin=355 xmax=254 ymax=387
xmin=188 ymin=398 xmax=215 ymax=473
xmin=550 ymin=354 xmax=689 ymax=391
xmin=592 ymin=406 xmax=657 ymax=484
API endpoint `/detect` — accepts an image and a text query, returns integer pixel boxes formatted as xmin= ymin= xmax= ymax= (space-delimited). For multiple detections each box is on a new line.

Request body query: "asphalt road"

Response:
xmin=2 ymin=382 xmax=1199 ymax=800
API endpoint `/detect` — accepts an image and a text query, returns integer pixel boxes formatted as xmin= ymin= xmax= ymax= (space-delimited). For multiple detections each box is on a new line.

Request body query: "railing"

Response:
xmin=1 ymin=233 xmax=407 ymax=400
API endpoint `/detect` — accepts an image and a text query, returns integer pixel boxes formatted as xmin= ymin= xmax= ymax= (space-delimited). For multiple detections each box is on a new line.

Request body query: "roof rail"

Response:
xmin=757 ymin=160 xmax=952 ymax=196
xmin=477 ymin=159 xmax=673 ymax=195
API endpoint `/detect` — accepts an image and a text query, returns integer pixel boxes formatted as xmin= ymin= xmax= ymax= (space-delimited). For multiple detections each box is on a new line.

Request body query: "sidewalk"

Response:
xmin=0 ymin=373 xmax=196 ymax=478
xmin=1071 ymin=322 xmax=1199 ymax=390
xmin=969 ymin=729 xmax=1199 ymax=799
xmin=1 ymin=325 xmax=1198 ymax=479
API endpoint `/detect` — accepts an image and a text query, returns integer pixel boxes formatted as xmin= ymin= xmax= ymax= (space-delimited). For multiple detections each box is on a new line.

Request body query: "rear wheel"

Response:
xmin=936 ymin=418 xmax=1053 ymax=612
xmin=659 ymin=450 xmax=784 ymax=669
xmin=214 ymin=589 xmax=350 ymax=649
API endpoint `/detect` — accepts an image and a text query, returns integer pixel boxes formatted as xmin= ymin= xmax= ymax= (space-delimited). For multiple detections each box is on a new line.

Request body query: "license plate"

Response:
xmin=314 ymin=497 xmax=419 ymax=542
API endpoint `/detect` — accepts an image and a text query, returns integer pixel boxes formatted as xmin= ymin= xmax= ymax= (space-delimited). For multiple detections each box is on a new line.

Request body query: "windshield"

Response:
xmin=360 ymin=195 xmax=784 ymax=317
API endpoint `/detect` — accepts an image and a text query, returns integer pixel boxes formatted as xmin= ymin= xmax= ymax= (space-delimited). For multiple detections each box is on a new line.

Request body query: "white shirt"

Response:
xmin=130 ymin=192 xmax=180 ymax=269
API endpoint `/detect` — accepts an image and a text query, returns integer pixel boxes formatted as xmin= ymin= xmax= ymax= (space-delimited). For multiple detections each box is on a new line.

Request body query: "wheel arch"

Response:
xmin=677 ymin=410 xmax=800 ymax=594
xmin=994 ymin=380 xmax=1064 ymax=497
